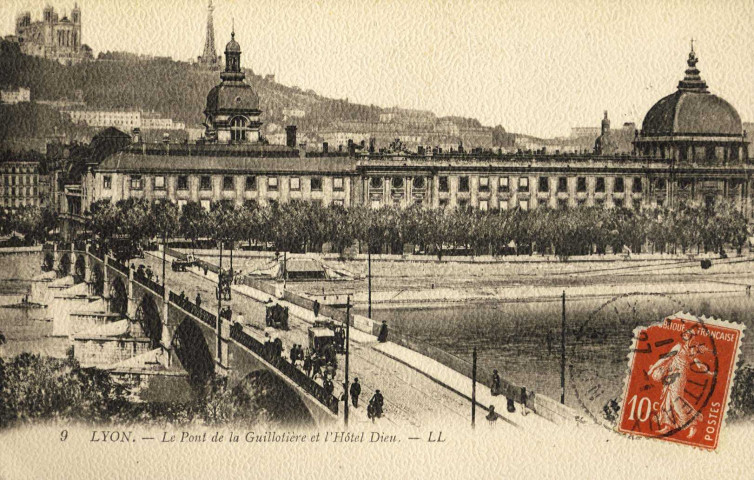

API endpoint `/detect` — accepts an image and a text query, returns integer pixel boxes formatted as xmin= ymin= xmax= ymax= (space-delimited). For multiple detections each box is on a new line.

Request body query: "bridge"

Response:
xmin=43 ymin=242 xmax=577 ymax=430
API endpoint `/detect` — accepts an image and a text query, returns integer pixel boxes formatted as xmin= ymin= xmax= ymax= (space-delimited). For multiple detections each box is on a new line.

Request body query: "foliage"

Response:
xmin=5 ymin=205 xmax=58 ymax=243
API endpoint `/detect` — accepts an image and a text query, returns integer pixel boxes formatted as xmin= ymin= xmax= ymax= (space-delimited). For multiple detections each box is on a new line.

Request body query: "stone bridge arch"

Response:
xmin=171 ymin=317 xmax=215 ymax=389
xmin=135 ymin=295 xmax=162 ymax=348
xmin=91 ymin=263 xmax=105 ymax=297
xmin=59 ymin=252 xmax=71 ymax=277
xmin=73 ymin=255 xmax=87 ymax=284
xmin=109 ymin=276 xmax=128 ymax=316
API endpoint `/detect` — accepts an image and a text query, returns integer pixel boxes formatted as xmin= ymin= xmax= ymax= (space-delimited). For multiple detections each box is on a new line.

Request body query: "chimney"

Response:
xmin=347 ymin=139 xmax=355 ymax=155
xmin=285 ymin=125 xmax=297 ymax=148
xmin=322 ymin=142 xmax=329 ymax=154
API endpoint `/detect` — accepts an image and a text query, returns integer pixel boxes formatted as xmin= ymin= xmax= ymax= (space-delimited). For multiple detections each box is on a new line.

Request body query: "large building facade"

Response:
xmin=14 ymin=4 xmax=89 ymax=65
xmin=58 ymin=42 xmax=752 ymax=238
xmin=0 ymin=157 xmax=41 ymax=211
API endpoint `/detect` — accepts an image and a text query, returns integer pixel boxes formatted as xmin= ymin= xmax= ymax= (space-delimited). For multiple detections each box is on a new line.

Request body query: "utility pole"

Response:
xmin=217 ymin=240 xmax=223 ymax=364
xmin=161 ymin=230 xmax=166 ymax=290
xmin=367 ymin=248 xmax=372 ymax=318
xmin=561 ymin=290 xmax=566 ymax=405
xmin=344 ymin=295 xmax=351 ymax=427
xmin=472 ymin=347 xmax=477 ymax=428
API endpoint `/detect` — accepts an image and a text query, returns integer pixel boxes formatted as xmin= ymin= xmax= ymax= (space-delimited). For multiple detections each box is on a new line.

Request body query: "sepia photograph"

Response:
xmin=1 ymin=0 xmax=753 ymax=478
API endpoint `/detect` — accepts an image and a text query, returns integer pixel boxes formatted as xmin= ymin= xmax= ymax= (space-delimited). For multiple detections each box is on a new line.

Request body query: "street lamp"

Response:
xmin=344 ymin=295 xmax=351 ymax=427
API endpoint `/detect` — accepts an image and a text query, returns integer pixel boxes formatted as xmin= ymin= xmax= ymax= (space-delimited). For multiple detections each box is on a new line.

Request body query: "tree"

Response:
xmin=180 ymin=202 xmax=210 ymax=252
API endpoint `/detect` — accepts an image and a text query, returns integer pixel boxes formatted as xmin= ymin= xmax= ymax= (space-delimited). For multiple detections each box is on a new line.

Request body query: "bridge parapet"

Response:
xmin=107 ymin=256 xmax=129 ymax=276
xmin=169 ymin=291 xmax=217 ymax=329
xmin=229 ymin=323 xmax=339 ymax=415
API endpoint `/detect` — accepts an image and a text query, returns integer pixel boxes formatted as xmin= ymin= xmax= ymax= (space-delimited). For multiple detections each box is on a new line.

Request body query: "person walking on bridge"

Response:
xmin=350 ymin=378 xmax=361 ymax=408
xmin=491 ymin=369 xmax=501 ymax=396
xmin=195 ymin=293 xmax=202 ymax=309
xmin=377 ymin=320 xmax=389 ymax=343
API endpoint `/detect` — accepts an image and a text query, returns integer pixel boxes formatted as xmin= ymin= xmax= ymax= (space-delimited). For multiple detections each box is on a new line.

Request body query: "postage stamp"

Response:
xmin=617 ymin=312 xmax=745 ymax=450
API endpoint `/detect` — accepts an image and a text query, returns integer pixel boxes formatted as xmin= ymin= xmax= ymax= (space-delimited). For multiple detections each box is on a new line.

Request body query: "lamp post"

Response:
xmin=344 ymin=295 xmax=351 ymax=427
xmin=560 ymin=290 xmax=566 ymax=405
xmin=367 ymin=248 xmax=372 ymax=318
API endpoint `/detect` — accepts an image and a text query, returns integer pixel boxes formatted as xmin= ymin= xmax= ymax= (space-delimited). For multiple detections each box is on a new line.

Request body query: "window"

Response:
xmin=595 ymin=198 xmax=605 ymax=208
xmin=459 ymin=176 xmax=470 ymax=192
xmin=334 ymin=177 xmax=345 ymax=191
xmin=558 ymin=198 xmax=568 ymax=210
xmin=479 ymin=200 xmax=489 ymax=211
xmin=458 ymin=199 xmax=469 ymax=210
xmin=679 ymin=179 xmax=693 ymax=191
xmin=333 ymin=199 xmax=344 ymax=207
xmin=479 ymin=176 xmax=489 ymax=192
xmin=577 ymin=177 xmax=586 ymax=193
xmin=130 ymin=175 xmax=142 ymax=190
xmin=557 ymin=177 xmax=568 ymax=193
xmin=177 ymin=199 xmax=187 ymax=210
xmin=518 ymin=177 xmax=529 ymax=192
xmin=200 ymin=176 xmax=211 ymax=191
xmin=370 ymin=177 xmax=383 ymax=189
xmin=103 ymin=175 xmax=111 ymax=190
xmin=654 ymin=178 xmax=666 ymax=190
xmin=154 ymin=175 xmax=165 ymax=190
xmin=245 ymin=176 xmax=256 ymax=191
xmin=413 ymin=177 xmax=425 ymax=189
xmin=439 ymin=176 xmax=449 ymax=192
xmin=223 ymin=176 xmax=234 ymax=191
xmin=499 ymin=176 xmax=510 ymax=192
xmin=290 ymin=177 xmax=301 ymax=191
xmin=614 ymin=177 xmax=625 ymax=193
xmin=632 ymin=177 xmax=643 ymax=193
xmin=177 ymin=176 xmax=189 ymax=190
xmin=518 ymin=199 xmax=529 ymax=211
xmin=633 ymin=199 xmax=642 ymax=211
xmin=538 ymin=177 xmax=548 ymax=193
xmin=268 ymin=176 xmax=278 ymax=191
xmin=439 ymin=198 xmax=449 ymax=209
xmin=200 ymin=199 xmax=211 ymax=211
xmin=391 ymin=177 xmax=404 ymax=189
xmin=595 ymin=177 xmax=605 ymax=193
xmin=613 ymin=198 xmax=623 ymax=209
xmin=230 ymin=117 xmax=247 ymax=142
xmin=311 ymin=177 xmax=323 ymax=191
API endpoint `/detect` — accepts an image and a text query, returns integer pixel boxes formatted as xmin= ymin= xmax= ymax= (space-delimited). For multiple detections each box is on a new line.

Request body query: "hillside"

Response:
xmin=1 ymin=40 xmax=514 ymax=149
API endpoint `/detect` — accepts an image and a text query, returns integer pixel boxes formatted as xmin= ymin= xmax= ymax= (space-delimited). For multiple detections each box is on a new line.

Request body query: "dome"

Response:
xmin=641 ymin=90 xmax=742 ymax=137
xmin=225 ymin=32 xmax=241 ymax=53
xmin=640 ymin=46 xmax=743 ymax=137
xmin=205 ymin=82 xmax=260 ymax=114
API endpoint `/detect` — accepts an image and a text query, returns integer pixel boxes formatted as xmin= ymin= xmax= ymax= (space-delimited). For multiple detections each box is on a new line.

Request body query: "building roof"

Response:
xmin=641 ymin=48 xmax=743 ymax=138
xmin=205 ymin=81 xmax=260 ymax=114
xmin=97 ymin=151 xmax=357 ymax=174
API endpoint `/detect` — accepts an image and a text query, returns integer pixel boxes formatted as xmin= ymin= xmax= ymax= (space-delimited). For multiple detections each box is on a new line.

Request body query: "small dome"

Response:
xmin=225 ymin=32 xmax=241 ymax=53
xmin=205 ymin=82 xmax=259 ymax=114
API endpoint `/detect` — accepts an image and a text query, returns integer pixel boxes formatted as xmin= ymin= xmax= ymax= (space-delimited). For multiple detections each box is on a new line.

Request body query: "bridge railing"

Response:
xmin=169 ymin=291 xmax=217 ymax=329
xmin=229 ymin=323 xmax=339 ymax=415
xmin=134 ymin=271 xmax=165 ymax=297
xmin=107 ymin=256 xmax=129 ymax=275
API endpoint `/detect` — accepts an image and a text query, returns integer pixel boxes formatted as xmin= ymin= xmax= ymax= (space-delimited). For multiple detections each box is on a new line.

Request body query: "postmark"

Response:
xmin=617 ymin=312 xmax=745 ymax=450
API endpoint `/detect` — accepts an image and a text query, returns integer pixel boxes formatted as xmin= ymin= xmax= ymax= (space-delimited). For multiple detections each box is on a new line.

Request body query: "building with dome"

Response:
xmin=56 ymin=43 xmax=754 ymax=240
xmin=634 ymin=44 xmax=748 ymax=163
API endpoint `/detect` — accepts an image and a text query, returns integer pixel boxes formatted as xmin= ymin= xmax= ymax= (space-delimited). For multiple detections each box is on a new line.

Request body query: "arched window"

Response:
xmin=230 ymin=117 xmax=247 ymax=142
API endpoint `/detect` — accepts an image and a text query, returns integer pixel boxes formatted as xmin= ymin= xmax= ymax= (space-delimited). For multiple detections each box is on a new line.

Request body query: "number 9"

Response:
xmin=60 ymin=430 xmax=68 ymax=442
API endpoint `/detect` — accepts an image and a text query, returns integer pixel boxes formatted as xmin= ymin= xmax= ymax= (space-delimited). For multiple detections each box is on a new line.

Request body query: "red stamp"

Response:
xmin=617 ymin=312 xmax=744 ymax=450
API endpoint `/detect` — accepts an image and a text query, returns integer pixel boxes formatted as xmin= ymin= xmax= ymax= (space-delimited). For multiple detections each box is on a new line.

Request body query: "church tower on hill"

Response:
xmin=198 ymin=0 xmax=220 ymax=69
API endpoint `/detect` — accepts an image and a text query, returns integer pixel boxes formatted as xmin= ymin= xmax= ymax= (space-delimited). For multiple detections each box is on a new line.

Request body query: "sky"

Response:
xmin=2 ymin=0 xmax=753 ymax=138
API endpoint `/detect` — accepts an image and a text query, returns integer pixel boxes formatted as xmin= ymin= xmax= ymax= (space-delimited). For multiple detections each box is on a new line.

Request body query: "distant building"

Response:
xmin=0 ymin=154 xmax=41 ymax=211
xmin=67 ymin=109 xmax=142 ymax=130
xmin=197 ymin=0 xmax=220 ymax=69
xmin=0 ymin=87 xmax=31 ymax=105
xmin=14 ymin=3 xmax=90 ymax=66
xmin=570 ymin=127 xmax=601 ymax=138
xmin=282 ymin=109 xmax=306 ymax=118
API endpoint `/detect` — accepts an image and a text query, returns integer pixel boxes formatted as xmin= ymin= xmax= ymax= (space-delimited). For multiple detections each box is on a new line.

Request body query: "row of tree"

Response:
xmin=84 ymin=198 xmax=751 ymax=261
xmin=0 ymin=205 xmax=58 ymax=244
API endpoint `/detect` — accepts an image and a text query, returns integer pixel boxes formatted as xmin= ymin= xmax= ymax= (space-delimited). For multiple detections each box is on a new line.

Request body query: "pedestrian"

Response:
xmin=146 ymin=266 xmax=153 ymax=280
xmin=350 ymin=378 xmax=361 ymax=408
xmin=203 ymin=265 xmax=208 ymax=275
xmin=313 ymin=299 xmax=320 ymax=318
xmin=274 ymin=337 xmax=283 ymax=358
xmin=236 ymin=311 xmax=244 ymax=325
xmin=195 ymin=293 xmax=202 ymax=309
xmin=491 ymin=369 xmax=501 ymax=396
xmin=312 ymin=355 xmax=322 ymax=379
xmin=180 ymin=290 xmax=186 ymax=300
xmin=368 ymin=390 xmax=384 ymax=421
xmin=323 ymin=377 xmax=334 ymax=396
xmin=304 ymin=354 xmax=313 ymax=377
xmin=486 ymin=405 xmax=498 ymax=425
xmin=290 ymin=345 xmax=297 ymax=364
xmin=377 ymin=320 xmax=389 ymax=343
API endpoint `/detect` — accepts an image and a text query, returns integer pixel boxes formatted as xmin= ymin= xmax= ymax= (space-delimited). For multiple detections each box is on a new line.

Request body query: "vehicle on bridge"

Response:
xmin=308 ymin=320 xmax=345 ymax=355
xmin=171 ymin=253 xmax=198 ymax=272
xmin=265 ymin=303 xmax=289 ymax=330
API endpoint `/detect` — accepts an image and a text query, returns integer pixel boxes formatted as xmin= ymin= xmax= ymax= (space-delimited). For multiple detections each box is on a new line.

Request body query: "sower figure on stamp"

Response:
xmin=647 ymin=329 xmax=713 ymax=438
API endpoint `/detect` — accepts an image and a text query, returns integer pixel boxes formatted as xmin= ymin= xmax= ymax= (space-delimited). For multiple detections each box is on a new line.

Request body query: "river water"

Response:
xmin=0 ymin=253 xmax=67 ymax=359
